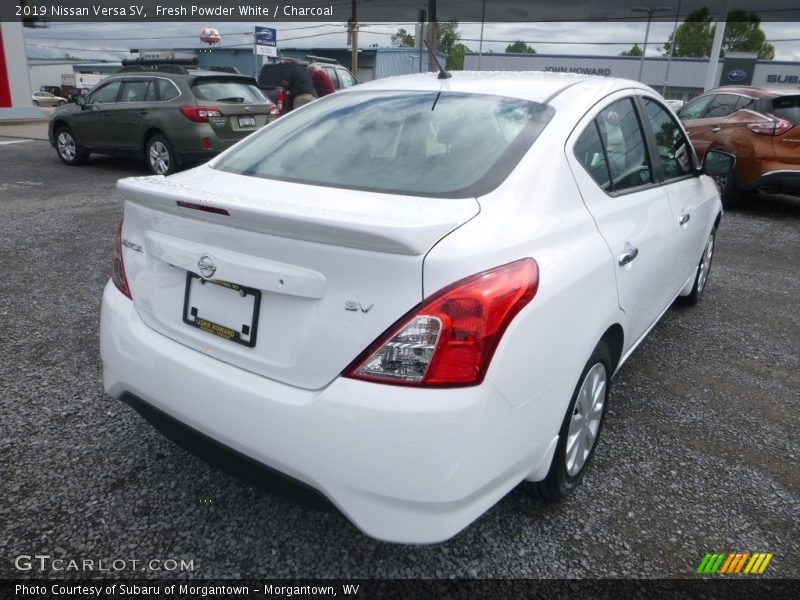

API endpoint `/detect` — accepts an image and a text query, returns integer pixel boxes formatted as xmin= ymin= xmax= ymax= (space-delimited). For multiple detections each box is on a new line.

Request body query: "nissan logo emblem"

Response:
xmin=197 ymin=255 xmax=217 ymax=279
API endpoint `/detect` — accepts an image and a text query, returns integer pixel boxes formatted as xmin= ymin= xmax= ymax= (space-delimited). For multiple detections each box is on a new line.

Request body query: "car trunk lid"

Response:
xmin=116 ymin=167 xmax=479 ymax=390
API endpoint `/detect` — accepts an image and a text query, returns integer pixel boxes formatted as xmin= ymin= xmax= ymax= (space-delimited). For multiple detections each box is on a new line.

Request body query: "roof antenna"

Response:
xmin=424 ymin=40 xmax=451 ymax=79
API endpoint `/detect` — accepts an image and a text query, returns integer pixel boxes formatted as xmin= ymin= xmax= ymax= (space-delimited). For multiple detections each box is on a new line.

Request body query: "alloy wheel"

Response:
xmin=697 ymin=233 xmax=715 ymax=295
xmin=565 ymin=363 xmax=607 ymax=476
xmin=57 ymin=131 xmax=76 ymax=161
xmin=149 ymin=141 xmax=170 ymax=175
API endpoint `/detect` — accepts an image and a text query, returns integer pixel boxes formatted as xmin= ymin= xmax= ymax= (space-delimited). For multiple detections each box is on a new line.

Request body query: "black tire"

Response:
xmin=146 ymin=133 xmax=178 ymax=176
xmin=57 ymin=100 xmax=66 ymax=106
xmin=677 ymin=227 xmax=716 ymax=306
xmin=534 ymin=342 xmax=611 ymax=501
xmin=54 ymin=126 xmax=89 ymax=166
xmin=716 ymin=171 xmax=748 ymax=210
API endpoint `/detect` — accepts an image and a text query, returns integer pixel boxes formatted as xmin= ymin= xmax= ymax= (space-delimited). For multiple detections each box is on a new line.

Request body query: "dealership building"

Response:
xmin=465 ymin=52 xmax=800 ymax=102
xmin=3 ymin=17 xmax=800 ymax=122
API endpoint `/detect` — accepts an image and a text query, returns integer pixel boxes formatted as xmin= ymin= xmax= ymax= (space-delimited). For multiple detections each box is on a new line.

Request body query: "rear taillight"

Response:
xmin=111 ymin=220 xmax=132 ymax=300
xmin=344 ymin=259 xmax=539 ymax=388
xmin=746 ymin=114 xmax=793 ymax=136
xmin=268 ymin=105 xmax=280 ymax=118
xmin=179 ymin=106 xmax=222 ymax=123
xmin=275 ymin=89 xmax=287 ymax=114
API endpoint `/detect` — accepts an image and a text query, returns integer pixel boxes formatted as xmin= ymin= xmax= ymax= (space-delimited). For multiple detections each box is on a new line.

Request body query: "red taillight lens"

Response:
xmin=275 ymin=89 xmax=287 ymax=114
xmin=268 ymin=105 xmax=280 ymax=118
xmin=179 ymin=106 xmax=222 ymax=123
xmin=344 ymin=258 xmax=539 ymax=387
xmin=746 ymin=114 xmax=793 ymax=136
xmin=111 ymin=220 xmax=132 ymax=300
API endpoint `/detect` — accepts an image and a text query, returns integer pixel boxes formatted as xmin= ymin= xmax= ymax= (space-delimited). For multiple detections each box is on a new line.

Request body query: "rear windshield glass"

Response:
xmin=213 ymin=91 xmax=554 ymax=198
xmin=192 ymin=78 xmax=265 ymax=103
xmin=771 ymin=95 xmax=800 ymax=125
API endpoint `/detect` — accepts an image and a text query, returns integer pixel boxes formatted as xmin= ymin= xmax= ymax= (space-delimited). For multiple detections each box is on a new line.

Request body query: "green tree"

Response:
xmin=620 ymin=44 xmax=644 ymax=57
xmin=505 ymin=41 xmax=536 ymax=54
xmin=391 ymin=28 xmax=414 ymax=48
xmin=661 ymin=8 xmax=775 ymax=59
xmin=391 ymin=19 xmax=472 ymax=69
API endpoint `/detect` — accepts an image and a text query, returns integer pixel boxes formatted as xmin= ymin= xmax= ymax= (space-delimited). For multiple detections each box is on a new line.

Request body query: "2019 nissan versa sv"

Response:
xmin=100 ymin=72 xmax=731 ymax=543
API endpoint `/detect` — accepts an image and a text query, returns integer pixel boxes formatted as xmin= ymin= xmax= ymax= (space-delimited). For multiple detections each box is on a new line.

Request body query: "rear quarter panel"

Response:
xmin=422 ymin=132 xmax=622 ymax=452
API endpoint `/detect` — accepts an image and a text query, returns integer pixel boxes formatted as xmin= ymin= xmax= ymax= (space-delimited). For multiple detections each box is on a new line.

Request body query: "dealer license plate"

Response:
xmin=182 ymin=272 xmax=261 ymax=347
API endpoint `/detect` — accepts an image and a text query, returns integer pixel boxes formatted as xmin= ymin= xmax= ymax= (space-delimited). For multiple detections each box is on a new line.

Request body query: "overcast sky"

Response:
xmin=23 ymin=20 xmax=800 ymax=62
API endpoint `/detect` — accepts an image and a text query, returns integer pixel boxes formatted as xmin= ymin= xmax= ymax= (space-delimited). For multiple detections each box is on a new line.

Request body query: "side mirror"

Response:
xmin=74 ymin=95 xmax=86 ymax=108
xmin=703 ymin=149 xmax=735 ymax=177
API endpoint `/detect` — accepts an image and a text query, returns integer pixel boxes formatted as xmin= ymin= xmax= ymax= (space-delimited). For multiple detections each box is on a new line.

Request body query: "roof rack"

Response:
xmin=305 ymin=54 xmax=338 ymax=65
xmin=118 ymin=57 xmax=199 ymax=74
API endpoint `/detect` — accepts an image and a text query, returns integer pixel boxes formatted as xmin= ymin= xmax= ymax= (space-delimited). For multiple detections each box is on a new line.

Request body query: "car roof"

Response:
xmin=347 ymin=71 xmax=648 ymax=106
xmin=703 ymin=85 xmax=800 ymax=98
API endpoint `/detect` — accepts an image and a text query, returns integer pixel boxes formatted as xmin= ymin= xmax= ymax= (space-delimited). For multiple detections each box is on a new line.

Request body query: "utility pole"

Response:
xmin=427 ymin=0 xmax=437 ymax=72
xmin=348 ymin=0 xmax=358 ymax=77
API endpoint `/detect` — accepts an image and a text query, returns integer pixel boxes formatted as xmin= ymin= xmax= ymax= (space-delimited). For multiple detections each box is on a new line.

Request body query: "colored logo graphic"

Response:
xmin=727 ymin=69 xmax=748 ymax=82
xmin=696 ymin=552 xmax=773 ymax=574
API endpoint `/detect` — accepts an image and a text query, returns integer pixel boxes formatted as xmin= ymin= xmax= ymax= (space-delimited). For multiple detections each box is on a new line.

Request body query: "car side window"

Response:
xmin=144 ymin=80 xmax=157 ymax=102
xmin=678 ymin=95 xmax=713 ymax=120
xmin=704 ymin=94 xmax=739 ymax=118
xmin=322 ymin=67 xmax=339 ymax=89
xmin=596 ymin=98 xmax=653 ymax=192
xmin=574 ymin=121 xmax=612 ymax=192
xmin=87 ymin=81 xmax=121 ymax=104
xmin=119 ymin=80 xmax=151 ymax=103
xmin=338 ymin=69 xmax=356 ymax=88
xmin=735 ymin=95 xmax=754 ymax=111
xmin=575 ymin=98 xmax=653 ymax=194
xmin=156 ymin=79 xmax=180 ymax=101
xmin=641 ymin=98 xmax=695 ymax=181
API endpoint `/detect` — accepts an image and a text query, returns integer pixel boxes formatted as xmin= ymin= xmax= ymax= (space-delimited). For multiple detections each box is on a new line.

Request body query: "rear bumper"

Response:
xmin=100 ymin=282 xmax=558 ymax=543
xmin=740 ymin=169 xmax=800 ymax=193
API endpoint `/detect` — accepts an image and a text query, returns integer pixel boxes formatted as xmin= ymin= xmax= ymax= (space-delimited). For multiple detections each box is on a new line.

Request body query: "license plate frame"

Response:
xmin=182 ymin=272 xmax=261 ymax=348
xmin=238 ymin=115 xmax=256 ymax=128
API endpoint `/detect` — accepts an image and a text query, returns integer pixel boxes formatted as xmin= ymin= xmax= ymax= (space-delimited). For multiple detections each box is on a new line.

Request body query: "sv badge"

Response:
xmin=345 ymin=300 xmax=374 ymax=313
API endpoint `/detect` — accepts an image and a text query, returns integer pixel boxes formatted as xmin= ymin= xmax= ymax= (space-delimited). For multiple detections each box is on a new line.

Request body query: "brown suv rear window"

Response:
xmin=772 ymin=96 xmax=800 ymax=125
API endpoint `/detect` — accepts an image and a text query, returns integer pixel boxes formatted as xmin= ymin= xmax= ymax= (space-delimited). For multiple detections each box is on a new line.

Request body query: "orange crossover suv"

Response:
xmin=677 ymin=86 xmax=800 ymax=207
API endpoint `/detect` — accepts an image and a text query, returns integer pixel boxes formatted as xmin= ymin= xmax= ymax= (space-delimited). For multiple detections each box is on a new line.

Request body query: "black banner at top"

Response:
xmin=3 ymin=0 xmax=800 ymax=23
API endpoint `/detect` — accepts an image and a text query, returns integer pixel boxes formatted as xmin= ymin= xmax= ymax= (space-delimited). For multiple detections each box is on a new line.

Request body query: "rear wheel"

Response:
xmin=146 ymin=134 xmax=177 ymax=176
xmin=55 ymin=126 xmax=89 ymax=166
xmin=677 ymin=228 xmax=716 ymax=306
xmin=534 ymin=342 xmax=611 ymax=500
xmin=715 ymin=171 xmax=748 ymax=210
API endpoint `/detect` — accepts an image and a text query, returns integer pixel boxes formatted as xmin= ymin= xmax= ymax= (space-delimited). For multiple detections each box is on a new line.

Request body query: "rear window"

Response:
xmin=213 ymin=91 xmax=554 ymax=198
xmin=771 ymin=95 xmax=800 ymax=125
xmin=192 ymin=78 xmax=265 ymax=103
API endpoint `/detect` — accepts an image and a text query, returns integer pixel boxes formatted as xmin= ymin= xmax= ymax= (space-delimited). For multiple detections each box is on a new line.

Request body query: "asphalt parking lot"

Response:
xmin=0 ymin=137 xmax=798 ymax=579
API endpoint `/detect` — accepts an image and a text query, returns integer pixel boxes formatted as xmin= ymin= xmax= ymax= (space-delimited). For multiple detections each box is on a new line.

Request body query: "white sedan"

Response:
xmin=100 ymin=71 xmax=731 ymax=544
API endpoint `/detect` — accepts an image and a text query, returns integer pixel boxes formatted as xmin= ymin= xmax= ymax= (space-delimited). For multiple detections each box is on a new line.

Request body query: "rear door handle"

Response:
xmin=618 ymin=247 xmax=639 ymax=266
xmin=139 ymin=110 xmax=148 ymax=115
xmin=711 ymin=126 xmax=721 ymax=132
xmin=679 ymin=213 xmax=691 ymax=225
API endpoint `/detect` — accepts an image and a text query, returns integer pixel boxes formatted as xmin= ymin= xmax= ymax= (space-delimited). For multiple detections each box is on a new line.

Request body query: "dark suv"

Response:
xmin=49 ymin=59 xmax=278 ymax=175
xmin=258 ymin=57 xmax=357 ymax=114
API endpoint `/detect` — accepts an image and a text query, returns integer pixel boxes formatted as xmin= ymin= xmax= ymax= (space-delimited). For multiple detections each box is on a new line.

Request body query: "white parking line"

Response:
xmin=0 ymin=139 xmax=33 ymax=145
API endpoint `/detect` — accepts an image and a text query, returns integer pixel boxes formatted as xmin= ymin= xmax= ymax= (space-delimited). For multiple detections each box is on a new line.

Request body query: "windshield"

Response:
xmin=213 ymin=91 xmax=554 ymax=197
